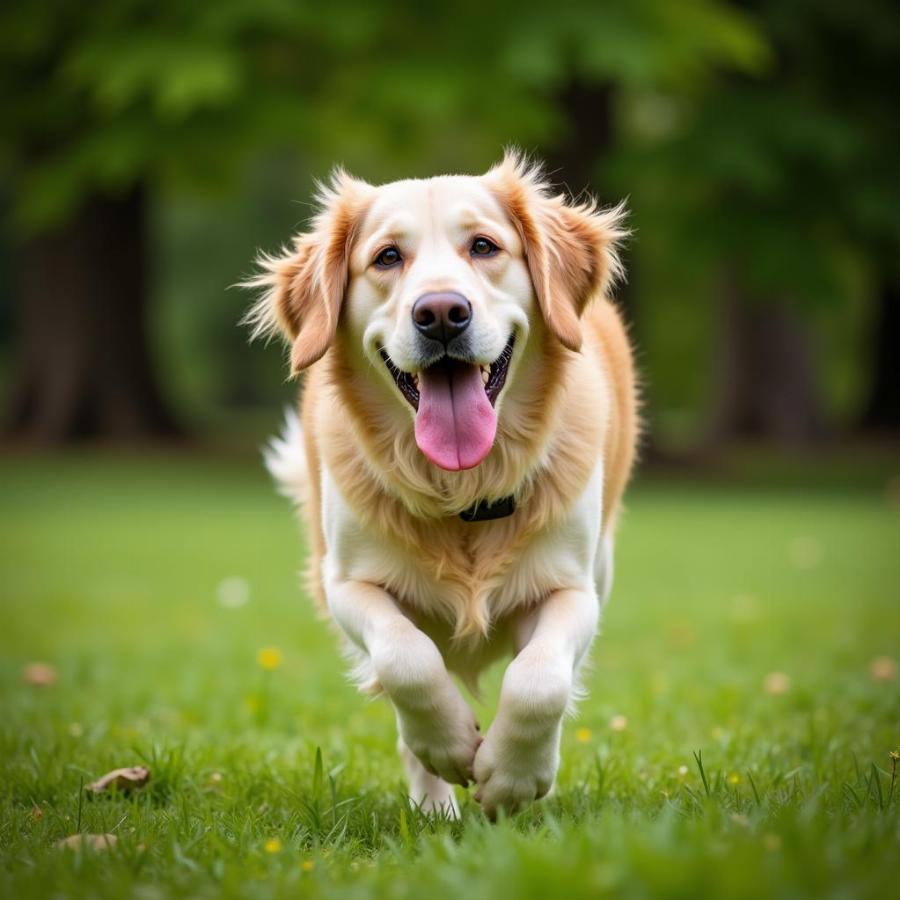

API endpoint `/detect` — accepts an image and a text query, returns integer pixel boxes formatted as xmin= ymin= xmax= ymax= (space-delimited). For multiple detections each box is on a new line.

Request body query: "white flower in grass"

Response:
xmin=217 ymin=576 xmax=250 ymax=608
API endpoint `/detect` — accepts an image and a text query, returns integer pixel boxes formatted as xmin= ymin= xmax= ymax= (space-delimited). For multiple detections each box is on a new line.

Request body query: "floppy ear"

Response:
xmin=244 ymin=169 xmax=373 ymax=374
xmin=486 ymin=151 xmax=628 ymax=352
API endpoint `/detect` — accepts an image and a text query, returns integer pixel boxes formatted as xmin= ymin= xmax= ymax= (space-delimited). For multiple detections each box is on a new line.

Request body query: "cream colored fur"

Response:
xmin=250 ymin=152 xmax=638 ymax=817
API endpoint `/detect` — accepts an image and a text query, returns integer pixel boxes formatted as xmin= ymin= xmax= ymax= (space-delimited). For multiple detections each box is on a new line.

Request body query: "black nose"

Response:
xmin=412 ymin=292 xmax=472 ymax=344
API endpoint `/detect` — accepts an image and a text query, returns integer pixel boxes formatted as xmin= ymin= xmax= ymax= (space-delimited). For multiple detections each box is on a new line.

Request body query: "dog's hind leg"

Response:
xmin=398 ymin=738 xmax=460 ymax=818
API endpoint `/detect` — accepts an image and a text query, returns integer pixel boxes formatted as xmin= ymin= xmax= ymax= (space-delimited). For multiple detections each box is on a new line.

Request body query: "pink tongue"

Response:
xmin=415 ymin=360 xmax=497 ymax=470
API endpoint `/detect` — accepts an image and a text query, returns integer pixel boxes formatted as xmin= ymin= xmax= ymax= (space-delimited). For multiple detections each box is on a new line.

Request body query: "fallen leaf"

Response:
xmin=31 ymin=805 xmax=43 ymax=821
xmin=869 ymin=656 xmax=897 ymax=682
xmin=764 ymin=672 xmax=791 ymax=695
xmin=87 ymin=766 xmax=151 ymax=794
xmin=22 ymin=663 xmax=57 ymax=686
xmin=56 ymin=833 xmax=117 ymax=851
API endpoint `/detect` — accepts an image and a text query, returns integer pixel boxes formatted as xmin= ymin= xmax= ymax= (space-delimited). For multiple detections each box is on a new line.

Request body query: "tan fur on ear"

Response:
xmin=243 ymin=169 xmax=373 ymax=374
xmin=486 ymin=150 xmax=628 ymax=351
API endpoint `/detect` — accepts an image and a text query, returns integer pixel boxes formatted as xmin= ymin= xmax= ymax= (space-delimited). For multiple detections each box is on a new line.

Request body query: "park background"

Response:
xmin=1 ymin=2 xmax=898 ymax=899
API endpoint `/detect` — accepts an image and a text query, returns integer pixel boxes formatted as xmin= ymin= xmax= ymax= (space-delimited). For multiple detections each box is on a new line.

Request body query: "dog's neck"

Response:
xmin=458 ymin=495 xmax=516 ymax=522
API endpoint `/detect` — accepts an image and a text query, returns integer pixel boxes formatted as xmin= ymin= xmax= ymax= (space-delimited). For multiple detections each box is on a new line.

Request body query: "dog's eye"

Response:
xmin=374 ymin=246 xmax=402 ymax=268
xmin=470 ymin=237 xmax=498 ymax=257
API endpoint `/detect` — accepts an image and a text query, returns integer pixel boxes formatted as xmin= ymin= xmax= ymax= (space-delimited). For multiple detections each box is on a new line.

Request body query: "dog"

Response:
xmin=246 ymin=151 xmax=637 ymax=817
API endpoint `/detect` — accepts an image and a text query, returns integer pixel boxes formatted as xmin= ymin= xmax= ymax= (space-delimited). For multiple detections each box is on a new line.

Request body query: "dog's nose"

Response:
xmin=412 ymin=292 xmax=472 ymax=344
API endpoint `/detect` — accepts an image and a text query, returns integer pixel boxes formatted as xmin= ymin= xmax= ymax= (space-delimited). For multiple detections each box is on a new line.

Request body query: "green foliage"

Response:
xmin=0 ymin=0 xmax=769 ymax=426
xmin=1 ymin=455 xmax=898 ymax=898
xmin=3 ymin=1 xmax=892 ymax=436
xmin=0 ymin=0 xmax=764 ymax=231
xmin=615 ymin=0 xmax=900 ymax=308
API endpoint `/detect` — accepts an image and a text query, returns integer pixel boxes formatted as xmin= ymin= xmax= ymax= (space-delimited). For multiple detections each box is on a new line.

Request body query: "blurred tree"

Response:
xmin=615 ymin=0 xmax=900 ymax=444
xmin=0 ymin=0 xmax=763 ymax=442
xmin=7 ymin=186 xmax=178 ymax=440
xmin=0 ymin=1 xmax=327 ymax=441
xmin=501 ymin=2 xmax=766 ymax=331
xmin=861 ymin=279 xmax=900 ymax=433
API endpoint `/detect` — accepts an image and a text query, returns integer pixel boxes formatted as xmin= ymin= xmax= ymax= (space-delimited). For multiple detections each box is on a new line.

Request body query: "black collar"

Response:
xmin=459 ymin=495 xmax=516 ymax=522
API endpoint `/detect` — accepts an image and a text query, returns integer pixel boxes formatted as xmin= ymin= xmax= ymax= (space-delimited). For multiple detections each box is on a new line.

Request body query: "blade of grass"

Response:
xmin=693 ymin=751 xmax=711 ymax=798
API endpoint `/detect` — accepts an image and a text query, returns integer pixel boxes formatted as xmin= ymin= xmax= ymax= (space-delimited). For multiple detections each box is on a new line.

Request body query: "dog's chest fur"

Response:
xmin=321 ymin=457 xmax=604 ymax=644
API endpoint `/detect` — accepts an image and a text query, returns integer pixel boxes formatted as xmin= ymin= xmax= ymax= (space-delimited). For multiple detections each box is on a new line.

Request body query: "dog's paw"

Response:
xmin=397 ymin=691 xmax=482 ymax=787
xmin=472 ymin=721 xmax=560 ymax=818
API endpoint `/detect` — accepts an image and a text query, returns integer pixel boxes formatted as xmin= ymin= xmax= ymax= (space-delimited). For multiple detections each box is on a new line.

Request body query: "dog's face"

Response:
xmin=248 ymin=153 xmax=625 ymax=472
xmin=344 ymin=176 xmax=532 ymax=471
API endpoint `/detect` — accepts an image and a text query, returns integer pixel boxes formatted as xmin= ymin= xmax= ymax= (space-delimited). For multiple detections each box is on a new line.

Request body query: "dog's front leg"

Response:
xmin=474 ymin=587 xmax=599 ymax=817
xmin=328 ymin=580 xmax=481 ymax=801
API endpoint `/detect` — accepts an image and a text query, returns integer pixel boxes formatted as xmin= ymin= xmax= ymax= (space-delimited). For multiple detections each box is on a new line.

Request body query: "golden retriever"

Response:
xmin=246 ymin=151 xmax=637 ymax=817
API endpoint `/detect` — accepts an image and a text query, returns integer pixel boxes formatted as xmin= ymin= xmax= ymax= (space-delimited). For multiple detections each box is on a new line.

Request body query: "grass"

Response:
xmin=1 ymin=452 xmax=898 ymax=899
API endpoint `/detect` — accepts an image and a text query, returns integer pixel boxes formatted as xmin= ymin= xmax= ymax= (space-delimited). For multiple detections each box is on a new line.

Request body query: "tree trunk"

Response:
xmin=707 ymin=275 xmax=826 ymax=446
xmin=542 ymin=80 xmax=635 ymax=325
xmin=859 ymin=274 xmax=900 ymax=433
xmin=544 ymin=81 xmax=614 ymax=200
xmin=5 ymin=185 xmax=181 ymax=443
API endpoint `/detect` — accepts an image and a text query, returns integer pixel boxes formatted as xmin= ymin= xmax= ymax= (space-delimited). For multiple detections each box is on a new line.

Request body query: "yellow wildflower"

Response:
xmin=257 ymin=647 xmax=283 ymax=671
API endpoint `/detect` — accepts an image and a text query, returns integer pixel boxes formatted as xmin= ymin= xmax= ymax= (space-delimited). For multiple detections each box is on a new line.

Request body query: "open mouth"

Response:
xmin=379 ymin=334 xmax=515 ymax=412
xmin=379 ymin=335 xmax=515 ymax=471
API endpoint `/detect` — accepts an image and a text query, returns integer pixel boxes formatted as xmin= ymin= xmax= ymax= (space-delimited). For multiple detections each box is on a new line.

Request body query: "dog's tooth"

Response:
xmin=412 ymin=374 xmax=419 ymax=389
xmin=481 ymin=367 xmax=490 ymax=385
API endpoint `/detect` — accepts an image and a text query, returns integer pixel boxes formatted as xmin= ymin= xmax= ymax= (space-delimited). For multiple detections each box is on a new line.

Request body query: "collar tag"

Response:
xmin=459 ymin=495 xmax=516 ymax=523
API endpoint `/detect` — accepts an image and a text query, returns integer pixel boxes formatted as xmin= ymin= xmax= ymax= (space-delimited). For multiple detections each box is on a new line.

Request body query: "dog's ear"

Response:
xmin=486 ymin=151 xmax=628 ymax=352
xmin=244 ymin=169 xmax=373 ymax=374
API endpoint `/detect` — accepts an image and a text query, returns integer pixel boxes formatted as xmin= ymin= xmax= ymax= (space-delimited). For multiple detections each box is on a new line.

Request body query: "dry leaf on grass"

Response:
xmin=869 ymin=656 xmax=897 ymax=682
xmin=56 ymin=833 xmax=118 ymax=851
xmin=87 ymin=766 xmax=151 ymax=794
xmin=22 ymin=663 xmax=57 ymax=686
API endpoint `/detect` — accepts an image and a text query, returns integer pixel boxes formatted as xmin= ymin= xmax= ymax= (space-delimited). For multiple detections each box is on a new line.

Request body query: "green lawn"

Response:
xmin=1 ymin=453 xmax=898 ymax=899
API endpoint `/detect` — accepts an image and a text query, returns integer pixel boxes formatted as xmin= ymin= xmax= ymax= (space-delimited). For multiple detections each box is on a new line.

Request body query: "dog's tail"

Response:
xmin=264 ymin=408 xmax=309 ymax=509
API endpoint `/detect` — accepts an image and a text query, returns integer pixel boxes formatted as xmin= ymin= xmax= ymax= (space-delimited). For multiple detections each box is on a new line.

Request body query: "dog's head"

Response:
xmin=247 ymin=152 xmax=626 ymax=472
